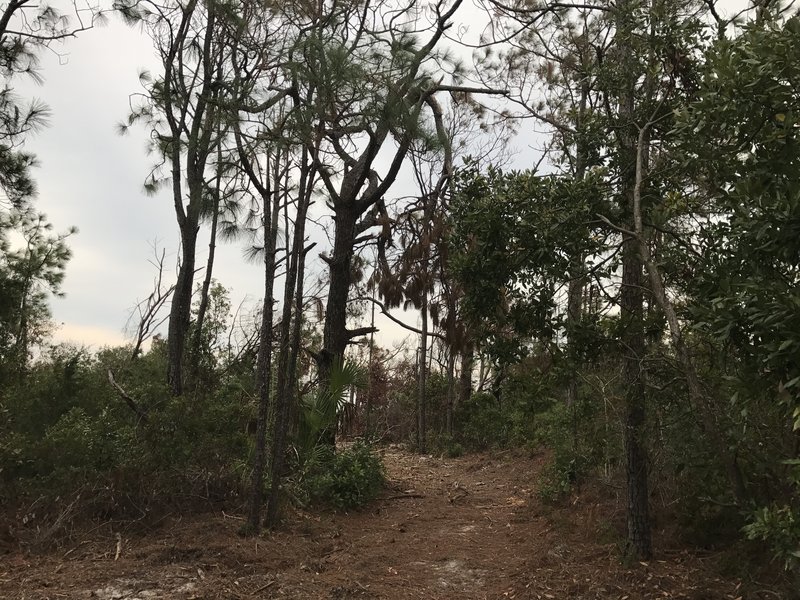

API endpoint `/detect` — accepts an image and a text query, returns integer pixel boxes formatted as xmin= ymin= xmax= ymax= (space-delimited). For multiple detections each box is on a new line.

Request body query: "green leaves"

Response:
xmin=743 ymin=504 xmax=800 ymax=572
xmin=450 ymin=161 xmax=606 ymax=365
xmin=295 ymin=357 xmax=367 ymax=463
xmin=0 ymin=207 xmax=75 ymax=375
xmin=302 ymin=442 xmax=385 ymax=511
xmin=679 ymin=16 xmax=800 ymax=431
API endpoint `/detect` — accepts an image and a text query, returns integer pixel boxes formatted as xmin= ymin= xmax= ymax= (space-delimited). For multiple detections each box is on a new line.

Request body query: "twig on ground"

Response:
xmin=251 ymin=580 xmax=275 ymax=594
xmin=382 ymin=494 xmax=425 ymax=500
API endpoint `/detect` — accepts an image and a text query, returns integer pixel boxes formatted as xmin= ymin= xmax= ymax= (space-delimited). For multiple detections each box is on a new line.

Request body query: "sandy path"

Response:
xmin=0 ymin=448 xmax=752 ymax=599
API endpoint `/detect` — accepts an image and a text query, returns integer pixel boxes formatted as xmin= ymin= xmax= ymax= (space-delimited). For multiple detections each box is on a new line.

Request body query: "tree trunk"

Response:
xmin=619 ymin=130 xmax=651 ymax=557
xmin=615 ymin=0 xmax=653 ymax=561
xmin=167 ymin=222 xmax=199 ymax=397
xmin=284 ymin=240 xmax=311 ymax=444
xmin=164 ymin=4 xmax=219 ymax=398
xmin=621 ymin=230 xmax=652 ymax=560
xmin=191 ymin=142 xmax=223 ymax=383
xmin=266 ymin=153 xmax=312 ymax=529
xmin=565 ymin=78 xmax=589 ymax=410
xmin=446 ymin=349 xmax=456 ymax=436
xmin=246 ymin=167 xmax=280 ymax=534
xmin=318 ymin=204 xmax=359 ymax=445
xmin=458 ymin=346 xmax=473 ymax=406
xmin=417 ymin=289 xmax=428 ymax=453
xmin=365 ymin=286 xmax=376 ymax=437
xmin=320 ymin=205 xmax=357 ymax=380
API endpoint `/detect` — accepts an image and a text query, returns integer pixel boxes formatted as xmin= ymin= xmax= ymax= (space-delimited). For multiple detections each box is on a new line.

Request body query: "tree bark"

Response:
xmin=417 ymin=287 xmax=428 ymax=453
xmin=365 ymin=285 xmax=377 ymax=437
xmin=621 ymin=228 xmax=652 ymax=560
xmin=266 ymin=151 xmax=313 ymax=529
xmin=167 ymin=222 xmax=198 ymax=397
xmin=245 ymin=152 xmax=281 ymax=534
xmin=565 ymin=77 xmax=589 ymax=410
xmin=446 ymin=349 xmax=456 ymax=436
xmin=614 ymin=0 xmax=653 ymax=561
xmin=191 ymin=138 xmax=224 ymax=383
xmin=164 ymin=3 xmax=220 ymax=397
xmin=458 ymin=345 xmax=473 ymax=407
xmin=318 ymin=204 xmax=359 ymax=444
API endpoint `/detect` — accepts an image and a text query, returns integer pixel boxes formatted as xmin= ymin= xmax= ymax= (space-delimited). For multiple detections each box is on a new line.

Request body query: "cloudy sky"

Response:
xmin=16 ymin=0 xmax=751 ymax=354
xmin=18 ymin=14 xmax=177 ymax=349
xmin=18 ymin=3 xmax=440 ymax=353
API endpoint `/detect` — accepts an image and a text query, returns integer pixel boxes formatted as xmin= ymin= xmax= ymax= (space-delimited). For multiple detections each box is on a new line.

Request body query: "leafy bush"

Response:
xmin=304 ymin=443 xmax=385 ymax=511
xmin=744 ymin=504 xmax=800 ymax=573
xmin=454 ymin=392 xmax=509 ymax=450
xmin=1 ymin=343 xmax=252 ymax=517
xmin=531 ymin=396 xmax=611 ymax=503
xmin=743 ymin=461 xmax=800 ymax=578
xmin=428 ymin=433 xmax=464 ymax=458
xmin=537 ymin=459 xmax=577 ymax=503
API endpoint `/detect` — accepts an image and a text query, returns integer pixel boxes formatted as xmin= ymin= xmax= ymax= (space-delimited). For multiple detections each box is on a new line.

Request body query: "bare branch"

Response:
xmin=108 ymin=370 xmax=148 ymax=425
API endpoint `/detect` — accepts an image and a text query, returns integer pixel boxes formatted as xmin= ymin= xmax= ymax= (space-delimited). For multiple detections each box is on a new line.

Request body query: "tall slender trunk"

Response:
xmin=612 ymin=0 xmax=653 ymax=561
xmin=565 ymin=77 xmax=589 ymax=409
xmin=246 ymin=158 xmax=280 ymax=534
xmin=365 ymin=285 xmax=376 ymax=437
xmin=458 ymin=345 xmax=473 ymax=406
xmin=266 ymin=152 xmax=313 ymax=529
xmin=194 ymin=203 xmax=218 ymax=350
xmin=191 ymin=138 xmax=224 ymax=383
xmin=165 ymin=5 xmax=218 ymax=398
xmin=618 ymin=124 xmax=651 ymax=561
xmin=417 ymin=289 xmax=428 ymax=453
xmin=446 ymin=349 xmax=456 ymax=436
xmin=285 ymin=234 xmax=312 ymax=447
xmin=168 ymin=222 xmax=199 ymax=397
xmin=621 ymin=224 xmax=651 ymax=560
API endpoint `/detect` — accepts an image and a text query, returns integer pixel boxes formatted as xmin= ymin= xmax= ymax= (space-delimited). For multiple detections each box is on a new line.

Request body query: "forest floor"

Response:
xmin=0 ymin=447 xmax=782 ymax=599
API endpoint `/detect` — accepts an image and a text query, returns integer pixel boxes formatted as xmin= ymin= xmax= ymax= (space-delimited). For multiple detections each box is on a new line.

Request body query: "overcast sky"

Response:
xmin=17 ymin=4 xmax=441 ymax=353
xmin=18 ymin=15 xmax=173 ymax=348
xmin=15 ymin=0 xmax=751 ymax=355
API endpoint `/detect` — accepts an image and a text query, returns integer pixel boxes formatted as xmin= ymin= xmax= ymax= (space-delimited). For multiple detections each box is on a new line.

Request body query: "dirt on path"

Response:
xmin=0 ymin=448 xmax=765 ymax=599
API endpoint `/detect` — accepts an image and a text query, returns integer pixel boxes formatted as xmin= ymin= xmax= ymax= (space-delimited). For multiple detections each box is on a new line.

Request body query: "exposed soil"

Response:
xmin=0 ymin=448 xmax=780 ymax=599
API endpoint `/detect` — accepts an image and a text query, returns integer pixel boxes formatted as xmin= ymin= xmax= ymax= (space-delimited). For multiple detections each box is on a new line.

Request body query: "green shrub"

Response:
xmin=1 ymin=342 xmax=252 ymax=515
xmin=454 ymin=392 xmax=509 ymax=450
xmin=305 ymin=443 xmax=385 ymax=511
xmin=537 ymin=457 xmax=578 ymax=503
xmin=427 ymin=434 xmax=464 ymax=458
xmin=744 ymin=504 xmax=800 ymax=573
xmin=531 ymin=397 xmax=609 ymax=503
xmin=444 ymin=440 xmax=464 ymax=459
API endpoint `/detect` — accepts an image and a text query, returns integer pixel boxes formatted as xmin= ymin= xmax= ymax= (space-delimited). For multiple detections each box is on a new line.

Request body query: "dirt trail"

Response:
xmin=1 ymin=448 xmax=754 ymax=599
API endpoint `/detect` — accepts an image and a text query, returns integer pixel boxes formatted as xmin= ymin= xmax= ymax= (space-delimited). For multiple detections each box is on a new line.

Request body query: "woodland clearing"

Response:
xmin=0 ymin=447 xmax=767 ymax=600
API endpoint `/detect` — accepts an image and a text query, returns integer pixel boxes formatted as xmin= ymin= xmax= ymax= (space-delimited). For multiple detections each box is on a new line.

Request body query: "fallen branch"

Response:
xmin=108 ymin=370 xmax=148 ymax=425
xmin=381 ymin=493 xmax=425 ymax=500
xmin=252 ymin=580 xmax=275 ymax=594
